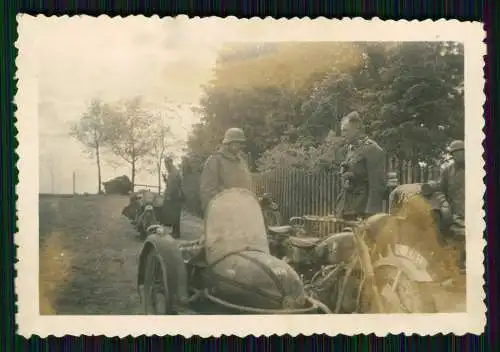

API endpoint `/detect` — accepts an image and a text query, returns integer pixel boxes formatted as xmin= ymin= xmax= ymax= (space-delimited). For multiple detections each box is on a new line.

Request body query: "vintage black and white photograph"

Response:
xmin=15 ymin=16 xmax=485 ymax=336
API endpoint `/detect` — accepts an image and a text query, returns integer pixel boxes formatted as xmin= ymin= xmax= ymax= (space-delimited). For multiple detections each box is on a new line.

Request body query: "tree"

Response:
xmin=368 ymin=42 xmax=464 ymax=164
xmin=185 ymin=41 xmax=464 ymax=175
xmin=186 ymin=42 xmax=364 ymax=170
xmin=103 ymin=97 xmax=157 ymax=186
xmin=69 ymin=98 xmax=108 ymax=194
xmin=145 ymin=115 xmax=176 ymax=192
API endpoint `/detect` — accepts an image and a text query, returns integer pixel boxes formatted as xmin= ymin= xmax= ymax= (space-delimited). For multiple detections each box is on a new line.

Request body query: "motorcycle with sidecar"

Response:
xmin=122 ymin=190 xmax=165 ymax=240
xmin=136 ymin=188 xmax=333 ymax=315
xmin=388 ymin=182 xmax=466 ymax=283
xmin=266 ymin=211 xmax=438 ymax=313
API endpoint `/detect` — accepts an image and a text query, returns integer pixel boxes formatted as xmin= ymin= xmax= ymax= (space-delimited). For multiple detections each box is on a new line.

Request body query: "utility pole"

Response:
xmin=72 ymin=171 xmax=76 ymax=194
xmin=49 ymin=156 xmax=55 ymax=194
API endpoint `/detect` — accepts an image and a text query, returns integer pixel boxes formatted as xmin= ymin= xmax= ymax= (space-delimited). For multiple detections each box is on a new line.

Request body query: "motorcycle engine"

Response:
xmin=321 ymin=232 xmax=356 ymax=265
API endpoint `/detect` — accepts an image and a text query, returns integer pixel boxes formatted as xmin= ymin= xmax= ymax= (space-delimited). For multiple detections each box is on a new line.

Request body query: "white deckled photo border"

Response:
xmin=15 ymin=15 xmax=486 ymax=337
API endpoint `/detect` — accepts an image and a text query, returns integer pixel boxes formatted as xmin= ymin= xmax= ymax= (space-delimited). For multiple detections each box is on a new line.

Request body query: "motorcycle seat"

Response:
xmin=268 ymin=225 xmax=292 ymax=234
xmin=289 ymin=236 xmax=322 ymax=248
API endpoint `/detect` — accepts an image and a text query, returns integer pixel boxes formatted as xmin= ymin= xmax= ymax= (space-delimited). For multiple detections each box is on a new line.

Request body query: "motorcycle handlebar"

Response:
xmin=288 ymin=215 xmax=361 ymax=228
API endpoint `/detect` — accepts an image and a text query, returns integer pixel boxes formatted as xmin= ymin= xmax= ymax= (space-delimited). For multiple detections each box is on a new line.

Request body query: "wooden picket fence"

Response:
xmin=250 ymin=158 xmax=441 ymax=235
xmin=133 ymin=183 xmax=162 ymax=194
xmin=181 ymin=155 xmax=442 ymax=229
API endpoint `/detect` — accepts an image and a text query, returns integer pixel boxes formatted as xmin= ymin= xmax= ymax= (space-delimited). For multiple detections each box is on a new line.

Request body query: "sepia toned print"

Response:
xmin=15 ymin=15 xmax=485 ymax=337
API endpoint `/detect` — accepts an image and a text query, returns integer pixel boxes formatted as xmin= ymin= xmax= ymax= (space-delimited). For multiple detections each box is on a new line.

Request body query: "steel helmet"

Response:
xmin=447 ymin=140 xmax=464 ymax=153
xmin=222 ymin=128 xmax=246 ymax=144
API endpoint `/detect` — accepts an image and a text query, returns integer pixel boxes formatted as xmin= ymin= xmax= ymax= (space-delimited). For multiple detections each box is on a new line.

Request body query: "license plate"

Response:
xmin=394 ymin=244 xmax=428 ymax=268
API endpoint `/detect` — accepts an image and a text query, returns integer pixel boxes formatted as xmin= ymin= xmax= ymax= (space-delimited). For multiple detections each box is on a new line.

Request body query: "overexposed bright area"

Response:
xmin=36 ymin=16 xmax=229 ymax=194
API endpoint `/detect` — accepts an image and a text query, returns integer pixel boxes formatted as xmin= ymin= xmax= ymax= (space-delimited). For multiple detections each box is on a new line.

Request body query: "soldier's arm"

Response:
xmin=199 ymin=156 xmax=220 ymax=211
xmin=364 ymin=144 xmax=387 ymax=215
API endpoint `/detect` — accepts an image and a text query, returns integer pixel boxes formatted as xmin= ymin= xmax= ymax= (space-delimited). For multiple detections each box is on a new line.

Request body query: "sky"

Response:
xmin=35 ymin=16 xmax=327 ymax=194
xmin=31 ymin=16 xmax=475 ymax=194
xmin=36 ymin=16 xmax=231 ymax=194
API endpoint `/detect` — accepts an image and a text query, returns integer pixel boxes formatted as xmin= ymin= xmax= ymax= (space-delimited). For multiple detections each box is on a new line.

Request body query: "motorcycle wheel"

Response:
xmin=364 ymin=266 xmax=436 ymax=313
xmin=142 ymin=249 xmax=174 ymax=314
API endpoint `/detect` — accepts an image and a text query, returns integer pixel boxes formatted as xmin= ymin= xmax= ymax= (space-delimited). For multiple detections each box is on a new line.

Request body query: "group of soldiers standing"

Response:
xmin=160 ymin=110 xmax=465 ymax=268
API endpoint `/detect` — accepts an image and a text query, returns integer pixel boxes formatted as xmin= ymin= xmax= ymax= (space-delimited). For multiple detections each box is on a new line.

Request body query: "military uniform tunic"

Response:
xmin=160 ymin=166 xmax=184 ymax=238
xmin=439 ymin=162 xmax=465 ymax=220
xmin=199 ymin=147 xmax=253 ymax=213
xmin=335 ymin=137 xmax=386 ymax=218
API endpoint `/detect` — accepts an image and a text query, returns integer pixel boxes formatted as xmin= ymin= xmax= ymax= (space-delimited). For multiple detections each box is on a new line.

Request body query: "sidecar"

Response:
xmin=388 ymin=182 xmax=461 ymax=240
xmin=136 ymin=188 xmax=330 ymax=315
xmin=122 ymin=190 xmax=165 ymax=239
xmin=388 ymin=182 xmax=465 ymax=277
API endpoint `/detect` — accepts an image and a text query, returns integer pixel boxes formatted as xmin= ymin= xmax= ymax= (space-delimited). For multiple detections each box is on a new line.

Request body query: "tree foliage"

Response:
xmin=144 ymin=111 xmax=181 ymax=192
xmin=103 ymin=97 xmax=158 ymax=185
xmin=184 ymin=41 xmax=465 ymax=174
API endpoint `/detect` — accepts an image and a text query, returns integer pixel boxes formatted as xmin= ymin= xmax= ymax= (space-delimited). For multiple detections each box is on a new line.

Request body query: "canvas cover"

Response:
xmin=204 ymin=250 xmax=307 ymax=310
xmin=204 ymin=188 xmax=270 ymax=264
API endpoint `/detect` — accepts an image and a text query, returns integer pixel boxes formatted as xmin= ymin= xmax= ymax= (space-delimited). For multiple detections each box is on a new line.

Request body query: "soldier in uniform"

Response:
xmin=335 ymin=111 xmax=386 ymax=220
xmin=199 ymin=128 xmax=253 ymax=214
xmin=438 ymin=140 xmax=465 ymax=270
xmin=160 ymin=156 xmax=185 ymax=238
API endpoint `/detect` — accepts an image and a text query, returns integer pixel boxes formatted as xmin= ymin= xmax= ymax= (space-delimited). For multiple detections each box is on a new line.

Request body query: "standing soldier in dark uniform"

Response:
xmin=161 ymin=156 xmax=185 ymax=238
xmin=439 ymin=140 xmax=465 ymax=271
xmin=199 ymin=127 xmax=253 ymax=214
xmin=335 ymin=111 xmax=386 ymax=220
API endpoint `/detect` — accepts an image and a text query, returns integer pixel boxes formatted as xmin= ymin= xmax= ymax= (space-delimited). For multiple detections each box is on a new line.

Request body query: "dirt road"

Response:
xmin=39 ymin=194 xmax=465 ymax=315
xmin=39 ymin=194 xmax=203 ymax=315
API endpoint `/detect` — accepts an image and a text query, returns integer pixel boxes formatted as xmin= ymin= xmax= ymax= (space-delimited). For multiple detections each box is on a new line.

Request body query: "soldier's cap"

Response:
xmin=447 ymin=140 xmax=464 ymax=153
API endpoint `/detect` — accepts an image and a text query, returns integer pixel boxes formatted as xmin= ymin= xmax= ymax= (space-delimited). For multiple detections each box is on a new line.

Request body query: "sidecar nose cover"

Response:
xmin=204 ymin=250 xmax=307 ymax=311
xmin=204 ymin=188 xmax=270 ymax=264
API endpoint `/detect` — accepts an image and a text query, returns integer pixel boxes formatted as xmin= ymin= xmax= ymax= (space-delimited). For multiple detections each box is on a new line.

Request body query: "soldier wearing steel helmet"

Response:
xmin=199 ymin=128 xmax=253 ymax=213
xmin=439 ymin=140 xmax=465 ymax=270
xmin=335 ymin=111 xmax=386 ymax=220
xmin=439 ymin=140 xmax=465 ymax=223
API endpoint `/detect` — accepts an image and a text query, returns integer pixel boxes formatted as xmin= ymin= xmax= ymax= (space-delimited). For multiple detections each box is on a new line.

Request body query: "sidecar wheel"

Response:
xmin=366 ymin=266 xmax=436 ymax=313
xmin=143 ymin=249 xmax=174 ymax=314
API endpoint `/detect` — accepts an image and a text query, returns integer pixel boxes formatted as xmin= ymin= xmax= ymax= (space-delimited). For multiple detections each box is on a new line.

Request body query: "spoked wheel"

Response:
xmin=143 ymin=249 xmax=174 ymax=314
xmin=362 ymin=266 xmax=436 ymax=313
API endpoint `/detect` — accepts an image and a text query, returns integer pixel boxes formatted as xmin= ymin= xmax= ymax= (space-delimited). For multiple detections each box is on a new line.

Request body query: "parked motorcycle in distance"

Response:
xmin=121 ymin=190 xmax=167 ymax=240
